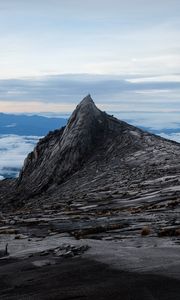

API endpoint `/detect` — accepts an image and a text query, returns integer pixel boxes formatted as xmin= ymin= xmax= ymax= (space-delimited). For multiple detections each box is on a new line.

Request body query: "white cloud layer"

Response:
xmin=0 ymin=129 xmax=179 ymax=181
xmin=0 ymin=135 xmax=40 ymax=178
xmin=158 ymin=133 xmax=180 ymax=143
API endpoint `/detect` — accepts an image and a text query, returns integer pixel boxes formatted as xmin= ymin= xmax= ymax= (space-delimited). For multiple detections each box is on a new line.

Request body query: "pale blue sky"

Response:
xmin=0 ymin=0 xmax=179 ymax=112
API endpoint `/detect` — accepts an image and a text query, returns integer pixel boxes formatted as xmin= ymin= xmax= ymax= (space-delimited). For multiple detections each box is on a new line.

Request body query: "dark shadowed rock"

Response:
xmin=14 ymin=95 xmax=132 ymax=195
xmin=14 ymin=95 xmax=180 ymax=200
xmin=17 ymin=95 xmax=107 ymax=195
xmin=0 ymin=243 xmax=9 ymax=258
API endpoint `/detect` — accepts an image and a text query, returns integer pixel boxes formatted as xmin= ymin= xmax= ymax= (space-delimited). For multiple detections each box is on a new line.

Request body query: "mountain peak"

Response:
xmin=17 ymin=96 xmax=105 ymax=196
xmin=64 ymin=95 xmax=101 ymax=132
xmin=74 ymin=94 xmax=99 ymax=117
xmin=79 ymin=94 xmax=94 ymax=105
xmin=14 ymin=95 xmax=180 ymax=200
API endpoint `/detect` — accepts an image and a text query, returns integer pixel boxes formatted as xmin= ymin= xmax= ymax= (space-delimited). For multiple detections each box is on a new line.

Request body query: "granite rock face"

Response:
xmin=17 ymin=95 xmax=107 ymax=196
xmin=15 ymin=95 xmax=180 ymax=200
xmin=0 ymin=95 xmax=180 ymax=218
xmin=14 ymin=95 xmax=135 ymax=195
xmin=0 ymin=96 xmax=179 ymax=254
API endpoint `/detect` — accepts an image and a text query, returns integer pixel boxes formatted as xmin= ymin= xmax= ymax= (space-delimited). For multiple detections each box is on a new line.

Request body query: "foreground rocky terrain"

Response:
xmin=0 ymin=95 xmax=180 ymax=299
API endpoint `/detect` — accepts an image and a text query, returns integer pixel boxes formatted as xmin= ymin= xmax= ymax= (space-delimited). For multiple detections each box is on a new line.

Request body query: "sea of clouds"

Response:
xmin=0 ymin=135 xmax=40 ymax=179
xmin=159 ymin=133 xmax=180 ymax=143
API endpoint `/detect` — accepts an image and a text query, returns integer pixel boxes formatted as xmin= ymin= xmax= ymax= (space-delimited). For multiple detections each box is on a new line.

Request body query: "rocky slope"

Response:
xmin=17 ymin=95 xmax=106 ymax=196
xmin=0 ymin=95 xmax=180 ymax=241
xmin=16 ymin=94 xmax=180 ymax=200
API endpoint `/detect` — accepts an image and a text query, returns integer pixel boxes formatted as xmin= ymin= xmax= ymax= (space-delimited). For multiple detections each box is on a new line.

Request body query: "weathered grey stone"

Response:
xmin=0 ymin=95 xmax=179 ymax=243
xmin=2 ymin=94 xmax=179 ymax=208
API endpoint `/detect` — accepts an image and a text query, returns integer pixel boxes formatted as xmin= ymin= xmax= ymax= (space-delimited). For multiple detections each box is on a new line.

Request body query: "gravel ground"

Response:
xmin=0 ymin=234 xmax=180 ymax=299
xmin=0 ymin=256 xmax=180 ymax=300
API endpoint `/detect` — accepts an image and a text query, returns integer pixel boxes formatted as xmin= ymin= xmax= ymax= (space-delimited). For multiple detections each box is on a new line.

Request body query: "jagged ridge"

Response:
xmin=17 ymin=95 xmax=107 ymax=195
xmin=15 ymin=95 xmax=180 ymax=202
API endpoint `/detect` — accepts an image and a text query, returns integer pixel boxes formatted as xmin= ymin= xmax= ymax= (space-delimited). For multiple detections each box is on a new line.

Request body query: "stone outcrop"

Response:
xmin=0 ymin=95 xmax=179 ymax=253
xmin=15 ymin=95 xmax=139 ymax=195
xmin=0 ymin=95 xmax=180 ymax=212
xmin=17 ymin=95 xmax=107 ymax=195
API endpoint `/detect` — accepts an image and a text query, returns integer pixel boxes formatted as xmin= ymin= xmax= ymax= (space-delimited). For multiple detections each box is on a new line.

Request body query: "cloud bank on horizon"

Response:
xmin=0 ymin=74 xmax=179 ymax=115
xmin=0 ymin=0 xmax=179 ymax=180
xmin=0 ymin=0 xmax=179 ymax=115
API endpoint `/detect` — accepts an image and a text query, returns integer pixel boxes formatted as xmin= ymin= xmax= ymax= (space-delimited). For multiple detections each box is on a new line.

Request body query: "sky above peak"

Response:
xmin=0 ymin=0 xmax=179 ymax=115
xmin=0 ymin=0 xmax=180 ymax=79
xmin=0 ymin=0 xmax=180 ymax=179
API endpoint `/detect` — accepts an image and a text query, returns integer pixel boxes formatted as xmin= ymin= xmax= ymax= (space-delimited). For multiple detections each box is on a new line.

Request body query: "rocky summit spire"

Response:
xmin=79 ymin=94 xmax=94 ymax=105
xmin=17 ymin=95 xmax=106 ymax=196
xmin=15 ymin=95 xmax=180 ymax=202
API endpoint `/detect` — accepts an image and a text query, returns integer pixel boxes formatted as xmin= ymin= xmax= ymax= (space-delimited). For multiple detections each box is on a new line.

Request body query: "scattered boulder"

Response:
xmin=53 ymin=244 xmax=89 ymax=258
xmin=141 ymin=226 xmax=151 ymax=236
